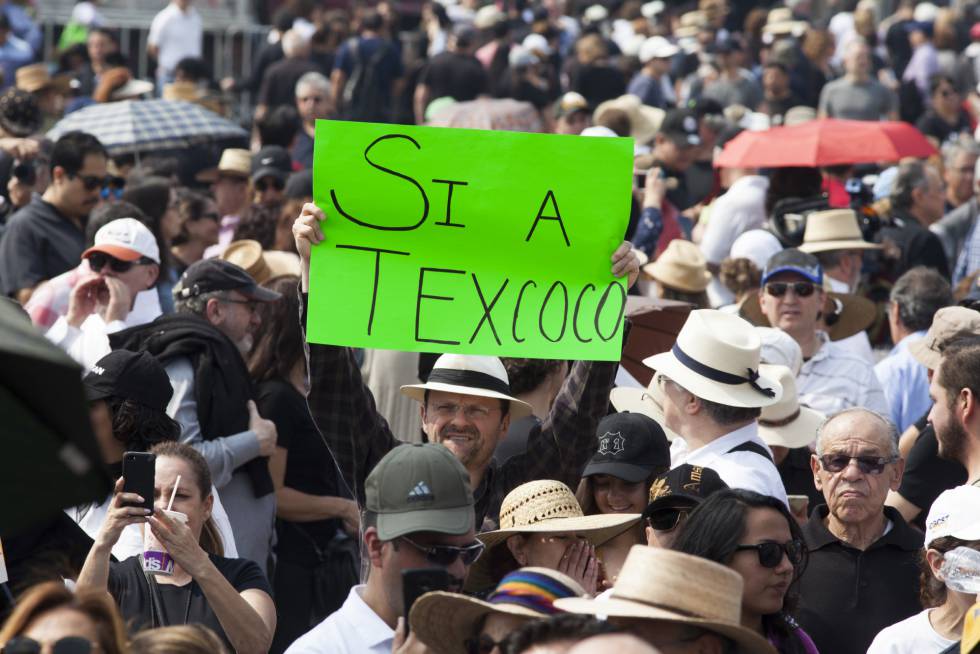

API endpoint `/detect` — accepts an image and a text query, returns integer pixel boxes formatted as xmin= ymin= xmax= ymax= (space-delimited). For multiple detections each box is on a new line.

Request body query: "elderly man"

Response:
xmin=797 ymin=408 xmax=921 ymax=654
xmin=255 ymin=28 xmax=318 ymax=119
xmin=757 ymin=248 xmax=889 ymax=416
xmin=879 ymin=160 xmax=950 ymax=279
xmin=930 ymin=335 xmax=980 ymax=484
xmin=292 ymin=72 xmax=331 ymax=170
xmin=941 ymin=139 xmax=980 ymax=213
xmin=818 ymin=39 xmax=898 ymax=121
xmin=644 ymin=309 xmax=788 ymax=504
xmin=936 ymin=150 xmax=980 ymax=285
xmin=292 ymin=203 xmax=640 ymax=526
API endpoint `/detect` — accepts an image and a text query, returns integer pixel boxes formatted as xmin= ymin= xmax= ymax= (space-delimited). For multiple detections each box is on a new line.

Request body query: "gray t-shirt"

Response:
xmin=702 ymin=70 xmax=763 ymax=110
xmin=818 ymin=77 xmax=897 ymax=121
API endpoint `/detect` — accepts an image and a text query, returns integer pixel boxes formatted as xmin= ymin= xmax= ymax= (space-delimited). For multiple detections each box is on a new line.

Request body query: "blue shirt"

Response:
xmin=874 ymin=331 xmax=931 ymax=432
xmin=0 ymin=33 xmax=33 ymax=90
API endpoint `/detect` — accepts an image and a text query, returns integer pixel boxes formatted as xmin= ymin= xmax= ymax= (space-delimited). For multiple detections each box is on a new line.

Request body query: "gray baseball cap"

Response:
xmin=365 ymin=443 xmax=475 ymax=540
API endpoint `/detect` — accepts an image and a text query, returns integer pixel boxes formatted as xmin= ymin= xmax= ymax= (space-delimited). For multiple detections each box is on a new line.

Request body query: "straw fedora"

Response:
xmin=401 ymin=354 xmax=533 ymax=419
xmin=908 ymin=306 xmax=980 ymax=370
xmin=643 ymin=240 xmax=711 ymax=293
xmin=798 ymin=209 xmax=884 ymax=254
xmin=220 ymin=240 xmax=300 ymax=285
xmin=762 ymin=7 xmax=808 ymax=38
xmin=15 ymin=63 xmax=70 ymax=94
xmin=196 ymin=148 xmax=252 ymax=183
xmin=555 ymin=546 xmax=777 ymax=654
xmin=411 ymin=568 xmax=586 ymax=654
xmin=593 ymin=95 xmax=665 ymax=145
xmin=609 ymin=379 xmax=681 ymax=442
xmin=738 ymin=287 xmax=877 ymax=342
xmin=643 ymin=310 xmax=782 ymax=408
xmin=757 ymin=364 xmax=824 ymax=449
xmin=674 ymin=11 xmax=707 ymax=38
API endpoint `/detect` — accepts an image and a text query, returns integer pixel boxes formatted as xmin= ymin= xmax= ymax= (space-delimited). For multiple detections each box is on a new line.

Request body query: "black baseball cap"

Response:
xmin=762 ymin=248 xmax=823 ymax=285
xmin=251 ymin=145 xmax=292 ymax=184
xmin=582 ymin=413 xmax=671 ymax=483
xmin=659 ymin=109 xmax=701 ymax=148
xmin=174 ymin=259 xmax=282 ymax=302
xmin=83 ymin=350 xmax=173 ymax=411
xmin=642 ymin=464 xmax=728 ymax=518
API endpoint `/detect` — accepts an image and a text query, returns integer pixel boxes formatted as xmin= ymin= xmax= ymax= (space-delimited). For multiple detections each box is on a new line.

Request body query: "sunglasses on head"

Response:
xmin=255 ymin=177 xmax=284 ymax=192
xmin=399 ymin=535 xmax=485 ymax=567
xmin=818 ymin=454 xmax=897 ymax=475
xmin=735 ymin=539 xmax=805 ymax=568
xmin=2 ymin=636 xmax=94 ymax=654
xmin=88 ymin=252 xmax=155 ymax=273
xmin=646 ymin=506 xmax=690 ymax=532
xmin=765 ymin=281 xmax=817 ymax=298
xmin=465 ymin=634 xmax=506 ymax=654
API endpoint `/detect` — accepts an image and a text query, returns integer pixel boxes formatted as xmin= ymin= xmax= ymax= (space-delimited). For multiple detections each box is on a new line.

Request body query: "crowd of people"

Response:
xmin=3 ymin=0 xmax=980 ymax=652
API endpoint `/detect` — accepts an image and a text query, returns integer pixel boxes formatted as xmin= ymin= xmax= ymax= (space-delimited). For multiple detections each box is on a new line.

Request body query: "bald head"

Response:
xmin=816 ymin=408 xmax=898 ymax=458
xmin=567 ymin=634 xmax=662 ymax=654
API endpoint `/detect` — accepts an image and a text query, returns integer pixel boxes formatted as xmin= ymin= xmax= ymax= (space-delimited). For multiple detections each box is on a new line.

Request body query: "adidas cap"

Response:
xmin=365 ymin=443 xmax=475 ymax=540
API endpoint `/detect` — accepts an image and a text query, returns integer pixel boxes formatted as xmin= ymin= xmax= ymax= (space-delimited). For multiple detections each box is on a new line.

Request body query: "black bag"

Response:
xmin=342 ymin=37 xmax=392 ymax=122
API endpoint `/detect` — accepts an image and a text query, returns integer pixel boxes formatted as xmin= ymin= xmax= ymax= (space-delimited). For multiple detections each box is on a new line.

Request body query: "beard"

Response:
xmin=436 ymin=424 xmax=485 ymax=468
xmin=935 ymin=418 xmax=968 ymax=464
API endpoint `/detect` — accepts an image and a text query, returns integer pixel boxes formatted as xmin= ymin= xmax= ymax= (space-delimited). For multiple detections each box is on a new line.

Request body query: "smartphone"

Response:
xmin=402 ymin=568 xmax=451 ymax=634
xmin=122 ymin=451 xmax=156 ymax=512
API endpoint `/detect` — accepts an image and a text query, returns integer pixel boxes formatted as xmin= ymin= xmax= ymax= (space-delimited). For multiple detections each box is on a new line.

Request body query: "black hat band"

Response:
xmin=427 ymin=368 xmax=513 ymax=397
xmin=671 ymin=344 xmax=776 ymax=399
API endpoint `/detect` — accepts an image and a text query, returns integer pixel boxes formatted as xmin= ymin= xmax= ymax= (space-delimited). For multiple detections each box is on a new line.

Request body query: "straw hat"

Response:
xmin=908 ymin=306 xmax=980 ymax=370
xmin=555 ymin=546 xmax=778 ymax=654
xmin=15 ymin=63 xmax=70 ymax=94
xmin=401 ymin=354 xmax=533 ymax=419
xmin=593 ymin=95 xmax=665 ymax=145
xmin=757 ymin=364 xmax=824 ymax=449
xmin=196 ymin=148 xmax=252 ymax=182
xmin=643 ymin=310 xmax=782 ymax=408
xmin=763 ymin=7 xmax=808 ymax=38
xmin=111 ymin=78 xmax=154 ymax=101
xmin=411 ymin=568 xmax=586 ymax=654
xmin=220 ymin=240 xmax=300 ymax=285
xmin=609 ymin=378 xmax=681 ymax=442
xmin=674 ymin=11 xmax=707 ymax=38
xmin=738 ymin=289 xmax=877 ymax=342
xmin=643 ymin=240 xmax=711 ymax=293
xmin=798 ymin=209 xmax=883 ymax=254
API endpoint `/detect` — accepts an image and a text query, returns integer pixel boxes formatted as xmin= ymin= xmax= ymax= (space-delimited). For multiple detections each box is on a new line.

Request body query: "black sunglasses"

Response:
xmin=765 ymin=281 xmax=817 ymax=298
xmin=735 ymin=539 xmax=805 ymax=568
xmin=255 ymin=177 xmax=284 ymax=192
xmin=465 ymin=634 xmax=506 ymax=654
xmin=646 ymin=507 xmax=690 ymax=532
xmin=2 ymin=636 xmax=93 ymax=654
xmin=71 ymin=173 xmax=112 ymax=191
xmin=818 ymin=454 xmax=897 ymax=475
xmin=399 ymin=535 xmax=485 ymax=567
xmin=88 ymin=252 xmax=155 ymax=273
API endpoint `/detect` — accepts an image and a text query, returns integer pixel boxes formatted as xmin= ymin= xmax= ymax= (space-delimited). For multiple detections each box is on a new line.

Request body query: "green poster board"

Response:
xmin=308 ymin=119 xmax=633 ymax=361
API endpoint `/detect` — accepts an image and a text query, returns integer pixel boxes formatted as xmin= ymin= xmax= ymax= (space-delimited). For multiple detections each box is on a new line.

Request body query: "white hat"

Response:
xmin=641 ymin=1 xmax=666 ymax=19
xmin=609 ymin=376 xmax=681 ymax=442
xmin=508 ymin=45 xmax=539 ymax=68
xmin=522 ymin=33 xmax=552 ymax=56
xmin=729 ymin=229 xmax=784 ymax=270
xmin=924 ymin=486 xmax=980 ymax=547
xmin=474 ymin=5 xmax=505 ymax=29
xmin=643 ymin=310 xmax=783 ymax=408
xmin=756 ymin=326 xmax=803 ymax=376
xmin=584 ymin=4 xmax=609 ymax=23
xmin=639 ymin=35 xmax=679 ymax=63
xmin=581 ymin=125 xmax=619 ymax=138
xmin=757 ymin=364 xmax=824 ymax=449
xmin=913 ymin=2 xmax=939 ymax=23
xmin=83 ymin=218 xmax=160 ymax=264
xmin=401 ymin=354 xmax=533 ymax=419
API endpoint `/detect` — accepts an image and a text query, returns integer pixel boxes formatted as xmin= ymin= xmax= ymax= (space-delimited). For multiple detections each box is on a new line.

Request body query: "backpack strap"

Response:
xmin=726 ymin=440 xmax=774 ymax=463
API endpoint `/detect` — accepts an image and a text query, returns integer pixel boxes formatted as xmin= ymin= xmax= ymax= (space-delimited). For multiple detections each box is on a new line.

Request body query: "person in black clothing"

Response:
xmin=76 ymin=441 xmax=276 ymax=654
xmin=413 ymin=26 xmax=488 ymax=124
xmin=759 ymin=62 xmax=804 ymax=126
xmin=220 ymin=9 xmax=291 ymax=97
xmin=247 ymin=275 xmax=359 ymax=654
xmin=565 ymin=33 xmax=626 ymax=109
xmin=879 ymin=160 xmax=951 ymax=280
xmin=916 ymin=74 xmax=973 ymax=146
xmin=256 ymin=29 xmax=321 ymax=120
xmin=330 ymin=10 xmax=403 ymax=123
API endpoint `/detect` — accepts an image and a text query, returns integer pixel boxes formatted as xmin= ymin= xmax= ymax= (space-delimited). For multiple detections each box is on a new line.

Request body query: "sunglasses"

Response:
xmin=88 ymin=252 xmax=155 ymax=273
xmin=465 ymin=635 xmax=506 ymax=654
xmin=2 ymin=636 xmax=94 ymax=654
xmin=255 ymin=177 xmax=284 ymax=192
xmin=818 ymin=454 xmax=897 ymax=475
xmin=735 ymin=539 xmax=805 ymax=568
xmin=71 ymin=173 xmax=113 ymax=191
xmin=399 ymin=535 xmax=485 ymax=567
xmin=646 ymin=507 xmax=690 ymax=532
xmin=764 ymin=281 xmax=817 ymax=298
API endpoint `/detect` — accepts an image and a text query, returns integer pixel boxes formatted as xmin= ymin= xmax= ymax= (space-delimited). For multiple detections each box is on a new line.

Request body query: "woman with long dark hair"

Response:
xmin=673 ymin=488 xmax=819 ymax=653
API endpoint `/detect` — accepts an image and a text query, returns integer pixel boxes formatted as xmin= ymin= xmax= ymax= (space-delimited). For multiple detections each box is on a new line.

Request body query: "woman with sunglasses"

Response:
xmin=169 ymin=190 xmax=220 ymax=278
xmin=0 ymin=581 xmax=128 ymax=654
xmin=673 ymin=489 xmax=819 ymax=654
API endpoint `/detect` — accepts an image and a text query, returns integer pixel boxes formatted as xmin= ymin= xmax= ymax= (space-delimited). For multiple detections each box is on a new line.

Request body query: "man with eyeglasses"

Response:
xmin=0 ymin=130 xmax=107 ymax=303
xmin=110 ymin=258 xmax=283 ymax=575
xmin=287 ymin=443 xmax=479 ymax=654
xmin=757 ymin=248 xmax=889 ymax=417
xmin=642 ymin=463 xmax=728 ymax=549
xmin=796 ymin=407 xmax=922 ymax=654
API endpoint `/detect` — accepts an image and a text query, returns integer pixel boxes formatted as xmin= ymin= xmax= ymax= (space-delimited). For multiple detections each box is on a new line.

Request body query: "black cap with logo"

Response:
xmin=83 ymin=350 xmax=174 ymax=411
xmin=251 ymin=145 xmax=292 ymax=184
xmin=174 ymin=259 xmax=282 ymax=303
xmin=659 ymin=109 xmax=702 ymax=148
xmin=642 ymin=463 xmax=728 ymax=519
xmin=582 ymin=413 xmax=671 ymax=483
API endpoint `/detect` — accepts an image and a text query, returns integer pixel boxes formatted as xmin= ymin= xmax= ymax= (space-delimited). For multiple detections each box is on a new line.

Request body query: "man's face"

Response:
xmin=611 ymin=619 xmax=728 ymax=653
xmin=929 ymin=362 xmax=970 ymax=463
xmin=654 ymin=135 xmax=695 ymax=171
xmin=650 ymin=58 xmax=671 ymax=76
xmin=54 ymin=153 xmax=107 ymax=219
xmin=379 ymin=528 xmax=477 ymax=616
xmin=658 ymin=375 xmax=691 ymax=436
xmin=422 ymin=390 xmax=510 ymax=473
xmin=212 ymin=174 xmax=249 ymax=217
xmin=95 ymin=254 xmax=158 ymax=303
xmin=296 ymin=86 xmax=330 ymax=123
xmin=811 ymin=413 xmax=903 ymax=528
xmin=945 ymin=152 xmax=977 ymax=205
xmin=763 ymin=66 xmax=788 ymax=95
xmin=757 ymin=272 xmax=824 ymax=344
xmin=253 ymin=174 xmax=284 ymax=205
xmin=87 ymin=32 xmax=116 ymax=64
xmin=914 ymin=168 xmax=946 ymax=225
xmin=844 ymin=44 xmax=870 ymax=77
xmin=208 ymin=290 xmax=261 ymax=354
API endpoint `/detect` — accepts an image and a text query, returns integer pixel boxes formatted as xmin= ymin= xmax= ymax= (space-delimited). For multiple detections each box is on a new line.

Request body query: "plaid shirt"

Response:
xmin=301 ymin=293 xmax=622 ymax=526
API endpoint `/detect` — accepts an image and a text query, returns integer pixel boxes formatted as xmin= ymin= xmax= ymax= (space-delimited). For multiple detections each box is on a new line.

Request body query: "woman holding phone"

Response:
xmin=77 ymin=441 xmax=276 ymax=654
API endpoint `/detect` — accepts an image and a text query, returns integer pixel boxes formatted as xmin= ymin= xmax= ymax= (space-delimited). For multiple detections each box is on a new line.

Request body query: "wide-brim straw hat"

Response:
xmin=593 ymin=95 xmax=664 ymax=145
xmin=411 ymin=568 xmax=586 ymax=654
xmin=15 ymin=63 xmax=71 ymax=94
xmin=609 ymin=378 xmax=681 ymax=442
xmin=644 ymin=309 xmax=782 ymax=409
xmin=221 ymin=240 xmax=300 ymax=285
xmin=674 ymin=10 xmax=707 ymax=38
xmin=643 ymin=239 xmax=711 ymax=293
xmin=196 ymin=148 xmax=251 ymax=182
xmin=798 ymin=209 xmax=884 ymax=254
xmin=402 ymin=354 xmax=533 ymax=419
xmin=738 ymin=290 xmax=876 ymax=342
xmin=757 ymin=364 xmax=824 ymax=449
xmin=555 ymin=546 xmax=777 ymax=654
xmin=110 ymin=78 xmax=154 ymax=101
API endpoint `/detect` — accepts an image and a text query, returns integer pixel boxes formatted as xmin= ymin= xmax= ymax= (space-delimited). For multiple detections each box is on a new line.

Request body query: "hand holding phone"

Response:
xmin=401 ymin=568 xmax=451 ymax=634
xmin=122 ymin=451 xmax=156 ymax=513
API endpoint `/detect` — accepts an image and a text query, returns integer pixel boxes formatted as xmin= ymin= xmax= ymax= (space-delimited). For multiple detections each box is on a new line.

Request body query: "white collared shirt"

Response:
xmin=286 ymin=585 xmax=394 ymax=654
xmin=798 ymin=331 xmax=890 ymax=418
xmin=670 ymin=423 xmax=789 ymax=506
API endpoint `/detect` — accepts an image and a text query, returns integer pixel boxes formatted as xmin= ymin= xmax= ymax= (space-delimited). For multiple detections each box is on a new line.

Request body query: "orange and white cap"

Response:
xmin=82 ymin=218 xmax=160 ymax=264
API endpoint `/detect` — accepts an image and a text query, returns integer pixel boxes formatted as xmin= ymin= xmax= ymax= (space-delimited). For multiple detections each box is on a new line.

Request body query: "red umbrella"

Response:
xmin=715 ymin=118 xmax=937 ymax=168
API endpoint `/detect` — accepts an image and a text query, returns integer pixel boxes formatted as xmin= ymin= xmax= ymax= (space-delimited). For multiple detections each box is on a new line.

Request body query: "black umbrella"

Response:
xmin=0 ymin=299 xmax=111 ymax=538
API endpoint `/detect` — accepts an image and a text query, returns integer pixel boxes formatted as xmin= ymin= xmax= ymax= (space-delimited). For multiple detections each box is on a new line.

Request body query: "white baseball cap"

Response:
xmin=522 ymin=33 xmax=552 ymax=56
xmin=639 ymin=36 xmax=679 ymax=63
xmin=924 ymin=485 xmax=980 ymax=547
xmin=83 ymin=218 xmax=160 ymax=264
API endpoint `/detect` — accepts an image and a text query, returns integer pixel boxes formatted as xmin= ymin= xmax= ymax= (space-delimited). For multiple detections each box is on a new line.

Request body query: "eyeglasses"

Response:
xmin=255 ymin=177 xmax=285 ymax=193
xmin=88 ymin=252 xmax=155 ymax=273
xmin=71 ymin=173 xmax=112 ymax=191
xmin=399 ymin=535 xmax=485 ymax=567
xmin=464 ymin=635 xmax=506 ymax=654
xmin=430 ymin=402 xmax=497 ymax=421
xmin=646 ymin=507 xmax=690 ymax=531
xmin=2 ymin=635 xmax=95 ymax=654
xmin=764 ymin=281 xmax=817 ymax=298
xmin=818 ymin=454 xmax=898 ymax=475
xmin=735 ymin=539 xmax=805 ymax=568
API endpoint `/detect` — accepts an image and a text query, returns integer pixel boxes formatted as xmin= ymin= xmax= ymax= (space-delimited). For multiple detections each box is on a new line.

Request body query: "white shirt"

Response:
xmin=670 ymin=423 xmax=788 ymax=505
xmin=798 ymin=331 xmax=890 ymax=418
xmin=699 ymin=175 xmax=769 ymax=265
xmin=285 ymin=585 xmax=394 ymax=654
xmin=148 ymin=3 xmax=203 ymax=72
xmin=866 ymin=609 xmax=956 ymax=654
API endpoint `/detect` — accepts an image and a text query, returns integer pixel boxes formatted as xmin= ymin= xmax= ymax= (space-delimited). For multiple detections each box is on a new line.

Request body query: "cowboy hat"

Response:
xmin=401 ymin=354 xmax=533 ymax=419
xmin=674 ymin=10 xmax=708 ymax=39
xmin=15 ymin=63 xmax=71 ymax=94
xmin=609 ymin=378 xmax=681 ymax=442
xmin=555 ymin=545 xmax=778 ymax=654
xmin=798 ymin=209 xmax=883 ymax=254
xmin=643 ymin=310 xmax=782 ymax=408
xmin=738 ymin=288 xmax=877 ymax=342
xmin=411 ymin=567 xmax=585 ymax=654
xmin=220 ymin=240 xmax=300 ymax=285
xmin=593 ymin=95 xmax=665 ymax=146
xmin=762 ymin=7 xmax=808 ymax=38
xmin=643 ymin=239 xmax=711 ymax=293
xmin=196 ymin=148 xmax=251 ymax=183
xmin=757 ymin=364 xmax=824 ymax=449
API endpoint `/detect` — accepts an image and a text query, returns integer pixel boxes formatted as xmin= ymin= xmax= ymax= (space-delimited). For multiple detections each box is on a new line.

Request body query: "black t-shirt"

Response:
xmin=567 ymin=62 xmax=626 ymax=108
xmin=898 ymin=417 xmax=967 ymax=528
xmin=108 ymin=554 xmax=270 ymax=649
xmin=0 ymin=197 xmax=85 ymax=296
xmin=915 ymin=110 xmax=972 ymax=146
xmin=777 ymin=446 xmax=823 ymax=513
xmin=258 ymin=58 xmax=322 ymax=111
xmin=419 ymin=51 xmax=487 ymax=103
xmin=875 ymin=209 xmax=950 ymax=280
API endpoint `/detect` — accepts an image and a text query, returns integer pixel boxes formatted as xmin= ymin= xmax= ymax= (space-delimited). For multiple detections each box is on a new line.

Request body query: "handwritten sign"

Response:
xmin=308 ymin=119 xmax=633 ymax=360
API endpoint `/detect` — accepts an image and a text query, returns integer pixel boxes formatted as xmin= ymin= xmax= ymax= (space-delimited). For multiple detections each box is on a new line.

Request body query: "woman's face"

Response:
xmin=161 ymin=189 xmax=181 ymax=242
xmin=186 ymin=200 xmax=220 ymax=247
xmin=728 ymin=507 xmax=795 ymax=621
xmin=21 ymin=607 xmax=100 ymax=654
xmin=153 ymin=455 xmax=211 ymax=538
xmin=512 ymin=532 xmax=586 ymax=569
xmin=591 ymin=474 xmax=648 ymax=514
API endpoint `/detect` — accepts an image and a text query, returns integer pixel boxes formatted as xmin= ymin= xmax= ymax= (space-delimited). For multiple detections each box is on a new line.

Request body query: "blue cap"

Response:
xmin=762 ymin=248 xmax=823 ymax=285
